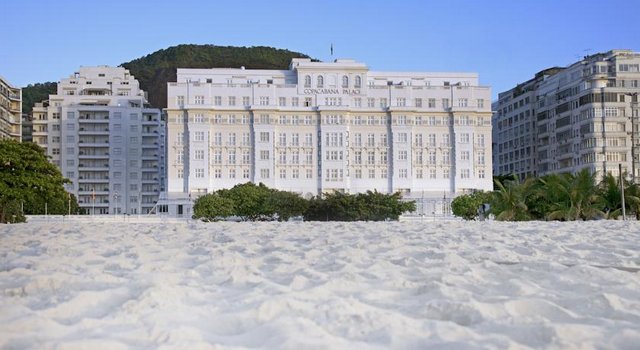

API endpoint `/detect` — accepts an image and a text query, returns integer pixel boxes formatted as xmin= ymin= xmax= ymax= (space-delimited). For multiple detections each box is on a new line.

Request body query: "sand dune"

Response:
xmin=1 ymin=220 xmax=639 ymax=349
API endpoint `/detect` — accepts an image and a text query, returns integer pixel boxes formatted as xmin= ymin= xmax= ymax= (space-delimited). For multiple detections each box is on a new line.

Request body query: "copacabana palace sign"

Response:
xmin=303 ymin=88 xmax=362 ymax=95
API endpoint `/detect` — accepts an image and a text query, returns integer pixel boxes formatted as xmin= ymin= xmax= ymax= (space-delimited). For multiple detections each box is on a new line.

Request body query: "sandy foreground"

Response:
xmin=1 ymin=220 xmax=639 ymax=349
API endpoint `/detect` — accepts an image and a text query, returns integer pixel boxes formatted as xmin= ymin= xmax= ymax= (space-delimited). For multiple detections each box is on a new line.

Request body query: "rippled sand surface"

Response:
xmin=1 ymin=220 xmax=639 ymax=349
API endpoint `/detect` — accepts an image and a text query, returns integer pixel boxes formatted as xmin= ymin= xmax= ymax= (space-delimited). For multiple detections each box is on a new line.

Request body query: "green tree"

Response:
xmin=0 ymin=140 xmax=78 ymax=223
xmin=266 ymin=190 xmax=308 ymax=221
xmin=193 ymin=193 xmax=235 ymax=221
xmin=219 ymin=182 xmax=273 ymax=221
xmin=490 ymin=177 xmax=537 ymax=221
xmin=303 ymin=191 xmax=415 ymax=221
xmin=598 ymin=173 xmax=640 ymax=219
xmin=451 ymin=191 xmax=491 ymax=220
xmin=540 ymin=169 xmax=604 ymax=221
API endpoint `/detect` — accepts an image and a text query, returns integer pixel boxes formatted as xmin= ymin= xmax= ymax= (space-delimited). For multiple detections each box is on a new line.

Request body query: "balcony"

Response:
xmin=79 ymin=127 xmax=110 ymax=135
xmin=77 ymin=177 xmax=109 ymax=183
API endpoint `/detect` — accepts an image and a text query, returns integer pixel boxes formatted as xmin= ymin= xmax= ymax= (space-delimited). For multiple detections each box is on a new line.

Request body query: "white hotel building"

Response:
xmin=32 ymin=67 xmax=165 ymax=215
xmin=165 ymin=59 xmax=492 ymax=216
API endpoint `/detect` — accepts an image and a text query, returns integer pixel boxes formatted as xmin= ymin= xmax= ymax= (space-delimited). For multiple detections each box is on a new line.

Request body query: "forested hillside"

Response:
xmin=21 ymin=45 xmax=311 ymax=112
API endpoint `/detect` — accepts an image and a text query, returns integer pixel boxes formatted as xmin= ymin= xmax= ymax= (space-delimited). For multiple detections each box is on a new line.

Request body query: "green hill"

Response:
xmin=122 ymin=45 xmax=311 ymax=109
xmin=22 ymin=44 xmax=312 ymax=112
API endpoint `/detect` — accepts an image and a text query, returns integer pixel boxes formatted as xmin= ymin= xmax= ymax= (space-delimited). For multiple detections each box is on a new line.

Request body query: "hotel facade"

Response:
xmin=0 ymin=75 xmax=22 ymax=141
xmin=165 ymin=59 xmax=493 ymax=216
xmin=32 ymin=67 xmax=165 ymax=215
xmin=493 ymin=50 xmax=640 ymax=181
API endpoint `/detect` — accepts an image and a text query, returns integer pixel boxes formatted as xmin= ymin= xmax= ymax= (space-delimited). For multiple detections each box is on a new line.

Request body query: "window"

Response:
xmin=428 ymin=98 xmax=436 ymax=108
xmin=194 ymin=114 xmax=204 ymax=123
xmin=369 ymin=169 xmax=375 ymax=179
xmin=354 ymin=133 xmax=362 ymax=147
xmin=368 ymin=151 xmax=375 ymax=164
xmin=242 ymin=150 xmax=251 ymax=164
xmin=355 ymin=76 xmax=362 ymax=88
xmin=430 ymin=169 xmax=437 ymax=179
xmin=428 ymin=151 xmax=436 ymax=165
xmin=213 ymin=150 xmax=222 ymax=164
xmin=354 ymin=151 xmax=362 ymax=164
xmin=397 ymin=133 xmax=408 ymax=143
xmin=305 ymin=133 xmax=313 ymax=146
xmin=368 ymin=133 xmax=375 ymax=146
xmin=260 ymin=169 xmax=270 ymax=178
xmin=195 ymin=150 xmax=204 ymax=160
xmin=443 ymin=169 xmax=450 ymax=179
xmin=243 ymin=96 xmax=250 ymax=106
xmin=279 ymin=97 xmax=286 ymax=106
xmin=304 ymin=75 xmax=311 ymax=87
xmin=416 ymin=169 xmax=423 ymax=179
xmin=477 ymin=152 xmax=485 ymax=165
xmin=380 ymin=151 xmax=388 ymax=164
xmin=317 ymin=75 xmax=324 ymax=88
xmin=396 ymin=98 xmax=406 ymax=107
xmin=380 ymin=98 xmax=388 ymax=108
xmin=214 ymin=96 xmax=222 ymax=106
xmin=292 ymin=97 xmax=299 ymax=107
xmin=195 ymin=96 xmax=204 ymax=104
xmin=460 ymin=133 xmax=470 ymax=143
xmin=214 ymin=169 xmax=222 ymax=179
xmin=228 ymin=150 xmax=236 ymax=164
xmin=442 ymin=150 xmax=450 ymax=165
xmin=291 ymin=133 xmax=299 ymax=146
xmin=176 ymin=96 xmax=184 ymax=107
xmin=214 ymin=132 xmax=222 ymax=146
xmin=457 ymin=98 xmax=468 ymax=107
xmin=305 ymin=150 xmax=313 ymax=164
xmin=67 ymin=123 xmax=75 ymax=130
xmin=342 ymin=75 xmax=349 ymax=88
xmin=176 ymin=150 xmax=184 ymax=164
xmin=399 ymin=169 xmax=408 ymax=178
xmin=415 ymin=98 xmax=422 ymax=107
xmin=260 ymin=150 xmax=270 ymax=160
xmin=367 ymin=98 xmax=375 ymax=107
xmin=279 ymin=150 xmax=287 ymax=164
xmin=194 ymin=131 xmax=205 ymax=142
xmin=477 ymin=99 xmax=484 ymax=108
xmin=479 ymin=169 xmax=486 ymax=179
xmin=195 ymin=169 xmax=204 ymax=178
xmin=130 ymin=137 xmax=138 ymax=144
xmin=461 ymin=169 xmax=470 ymax=179
xmin=260 ymin=132 xmax=270 ymax=142
xmin=292 ymin=150 xmax=299 ymax=164
xmin=260 ymin=97 xmax=269 ymax=105
xmin=177 ymin=169 xmax=183 ymax=178
xmin=442 ymin=98 xmax=450 ymax=108
xmin=130 ymin=172 xmax=138 ymax=180
xmin=428 ymin=134 xmax=436 ymax=146
xmin=461 ymin=151 xmax=470 ymax=161
xmin=228 ymin=96 xmax=236 ymax=106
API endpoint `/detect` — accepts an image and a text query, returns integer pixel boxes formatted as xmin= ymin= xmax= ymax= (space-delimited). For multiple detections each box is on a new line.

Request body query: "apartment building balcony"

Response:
xmin=141 ymin=177 xmax=159 ymax=184
xmin=32 ymin=130 xmax=48 ymax=136
xmin=78 ymin=189 xmax=110 ymax=196
xmin=78 ymin=152 xmax=109 ymax=159
xmin=142 ymin=118 xmax=160 ymax=125
xmin=141 ymin=142 xmax=159 ymax=148
xmin=8 ymin=92 xmax=21 ymax=101
xmin=77 ymin=176 xmax=109 ymax=183
xmin=79 ymin=127 xmax=109 ymax=135
xmin=78 ymin=112 xmax=110 ymax=122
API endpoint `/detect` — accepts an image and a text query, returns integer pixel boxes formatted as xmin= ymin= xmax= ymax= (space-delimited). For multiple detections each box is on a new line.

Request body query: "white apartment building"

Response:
xmin=164 ymin=58 xmax=493 ymax=217
xmin=0 ymin=75 xmax=22 ymax=141
xmin=493 ymin=50 xmax=640 ymax=181
xmin=32 ymin=66 xmax=165 ymax=215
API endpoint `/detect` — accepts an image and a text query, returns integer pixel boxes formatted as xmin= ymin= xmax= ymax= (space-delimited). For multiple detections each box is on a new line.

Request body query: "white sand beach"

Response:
xmin=1 ymin=220 xmax=639 ymax=349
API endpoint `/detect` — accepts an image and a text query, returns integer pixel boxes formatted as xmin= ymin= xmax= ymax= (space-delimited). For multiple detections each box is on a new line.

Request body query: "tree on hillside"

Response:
xmin=21 ymin=82 xmax=57 ymax=115
xmin=121 ymin=45 xmax=312 ymax=108
xmin=0 ymin=140 xmax=78 ymax=223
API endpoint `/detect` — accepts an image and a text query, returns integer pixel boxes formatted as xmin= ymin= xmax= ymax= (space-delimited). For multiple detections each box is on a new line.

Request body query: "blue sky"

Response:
xmin=1 ymin=0 xmax=638 ymax=99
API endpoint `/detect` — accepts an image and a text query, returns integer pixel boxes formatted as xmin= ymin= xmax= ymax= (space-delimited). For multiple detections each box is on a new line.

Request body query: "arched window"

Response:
xmin=342 ymin=75 xmax=349 ymax=88
xmin=355 ymin=76 xmax=362 ymax=88
xmin=304 ymin=75 xmax=311 ymax=87
xmin=317 ymin=75 xmax=324 ymax=88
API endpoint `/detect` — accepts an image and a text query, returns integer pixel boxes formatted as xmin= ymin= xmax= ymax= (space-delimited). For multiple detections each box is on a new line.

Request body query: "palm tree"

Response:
xmin=490 ymin=177 xmax=536 ymax=221
xmin=540 ymin=169 xmax=604 ymax=221
xmin=598 ymin=173 xmax=640 ymax=219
